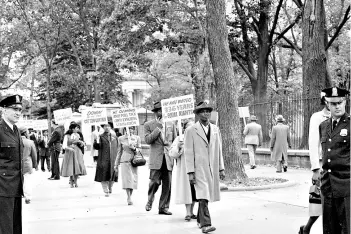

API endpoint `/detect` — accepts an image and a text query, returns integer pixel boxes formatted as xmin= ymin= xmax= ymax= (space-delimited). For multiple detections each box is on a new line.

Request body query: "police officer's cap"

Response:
xmin=321 ymin=87 xmax=350 ymax=102
xmin=0 ymin=95 xmax=23 ymax=107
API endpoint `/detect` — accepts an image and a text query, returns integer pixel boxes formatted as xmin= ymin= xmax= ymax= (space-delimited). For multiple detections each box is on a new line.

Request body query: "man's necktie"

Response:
xmin=332 ymin=120 xmax=337 ymax=131
xmin=13 ymin=124 xmax=19 ymax=136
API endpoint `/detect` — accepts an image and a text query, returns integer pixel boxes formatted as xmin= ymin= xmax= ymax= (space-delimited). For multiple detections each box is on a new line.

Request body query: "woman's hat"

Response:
xmin=101 ymin=122 xmax=113 ymax=128
xmin=151 ymin=101 xmax=162 ymax=112
xmin=193 ymin=101 xmax=213 ymax=114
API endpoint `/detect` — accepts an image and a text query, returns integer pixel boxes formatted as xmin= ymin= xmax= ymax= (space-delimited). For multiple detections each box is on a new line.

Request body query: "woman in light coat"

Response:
xmin=169 ymin=120 xmax=196 ymax=221
xmin=115 ymin=126 xmax=141 ymax=205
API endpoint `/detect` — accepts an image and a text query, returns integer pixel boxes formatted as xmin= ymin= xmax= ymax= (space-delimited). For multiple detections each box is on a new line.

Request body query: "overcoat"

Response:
xmin=38 ymin=136 xmax=50 ymax=157
xmin=184 ymin=122 xmax=224 ymax=202
xmin=94 ymin=132 xmax=118 ymax=182
xmin=308 ymin=108 xmax=330 ymax=171
xmin=144 ymin=119 xmax=177 ymax=171
xmin=169 ymin=136 xmax=193 ymax=204
xmin=243 ymin=122 xmax=263 ymax=145
xmin=0 ymin=119 xmax=24 ymax=197
xmin=319 ymin=113 xmax=350 ymax=198
xmin=270 ymin=123 xmax=291 ymax=161
xmin=21 ymin=137 xmax=37 ymax=174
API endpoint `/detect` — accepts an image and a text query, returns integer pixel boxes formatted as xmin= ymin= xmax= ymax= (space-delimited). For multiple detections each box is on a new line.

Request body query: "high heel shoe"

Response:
xmin=298 ymin=225 xmax=305 ymax=234
xmin=127 ymin=198 xmax=133 ymax=205
xmin=69 ymin=180 xmax=74 ymax=188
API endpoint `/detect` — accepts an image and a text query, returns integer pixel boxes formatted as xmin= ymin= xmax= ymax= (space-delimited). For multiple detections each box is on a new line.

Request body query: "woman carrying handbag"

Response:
xmin=114 ymin=126 xmax=141 ymax=205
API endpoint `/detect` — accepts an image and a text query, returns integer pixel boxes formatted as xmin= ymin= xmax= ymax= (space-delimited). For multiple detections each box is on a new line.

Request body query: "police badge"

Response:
xmin=340 ymin=129 xmax=348 ymax=136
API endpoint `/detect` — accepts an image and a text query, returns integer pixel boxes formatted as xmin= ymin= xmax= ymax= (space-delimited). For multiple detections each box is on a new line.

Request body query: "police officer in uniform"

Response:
xmin=319 ymin=87 xmax=350 ymax=234
xmin=0 ymin=95 xmax=24 ymax=234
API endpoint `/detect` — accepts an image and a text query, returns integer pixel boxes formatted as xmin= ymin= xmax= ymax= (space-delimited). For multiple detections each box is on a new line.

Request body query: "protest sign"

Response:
xmin=239 ymin=106 xmax=250 ymax=125
xmin=17 ymin=119 xmax=34 ymax=129
xmin=33 ymin=119 xmax=48 ymax=130
xmin=161 ymin=94 xmax=195 ymax=139
xmin=111 ymin=108 xmax=139 ymax=128
xmin=81 ymin=108 xmax=108 ymax=125
xmin=161 ymin=94 xmax=195 ymax=122
xmin=53 ymin=108 xmax=73 ymax=125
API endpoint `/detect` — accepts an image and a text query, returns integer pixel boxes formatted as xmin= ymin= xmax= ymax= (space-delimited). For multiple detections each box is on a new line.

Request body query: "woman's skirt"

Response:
xmin=120 ymin=162 xmax=138 ymax=189
xmin=61 ymin=146 xmax=87 ymax=177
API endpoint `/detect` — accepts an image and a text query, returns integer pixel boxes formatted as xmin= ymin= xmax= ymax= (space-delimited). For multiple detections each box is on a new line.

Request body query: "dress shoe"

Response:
xmin=158 ymin=209 xmax=172 ymax=215
xmin=202 ymin=226 xmax=216 ymax=233
xmin=41 ymin=169 xmax=45 ymax=172
xmin=105 ymin=193 xmax=109 ymax=197
xmin=184 ymin=215 xmax=191 ymax=221
xmin=25 ymin=199 xmax=31 ymax=204
xmin=48 ymin=177 xmax=60 ymax=180
xmin=145 ymin=202 xmax=152 ymax=211
xmin=298 ymin=225 xmax=305 ymax=234
xmin=276 ymin=171 xmax=282 ymax=173
xmin=250 ymin=165 xmax=256 ymax=169
xmin=190 ymin=214 xmax=197 ymax=219
xmin=283 ymin=166 xmax=288 ymax=172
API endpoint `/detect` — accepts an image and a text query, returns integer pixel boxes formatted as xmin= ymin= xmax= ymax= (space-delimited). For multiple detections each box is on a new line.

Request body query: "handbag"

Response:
xmin=130 ymin=149 xmax=146 ymax=167
xmin=309 ymin=184 xmax=321 ymax=204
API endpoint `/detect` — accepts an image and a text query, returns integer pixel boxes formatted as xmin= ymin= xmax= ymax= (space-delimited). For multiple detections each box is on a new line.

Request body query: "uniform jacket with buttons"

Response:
xmin=0 ymin=119 xmax=24 ymax=197
xmin=319 ymin=113 xmax=350 ymax=198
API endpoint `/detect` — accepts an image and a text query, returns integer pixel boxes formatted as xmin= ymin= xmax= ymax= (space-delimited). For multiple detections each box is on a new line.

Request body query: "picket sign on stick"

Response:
xmin=239 ymin=106 xmax=250 ymax=126
xmin=161 ymin=94 xmax=195 ymax=141
xmin=111 ymin=108 xmax=139 ymax=144
xmin=53 ymin=108 xmax=73 ymax=125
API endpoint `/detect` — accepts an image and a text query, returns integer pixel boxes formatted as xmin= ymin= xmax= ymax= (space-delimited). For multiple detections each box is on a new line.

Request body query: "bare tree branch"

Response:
xmin=291 ymin=0 xmax=303 ymax=8
xmin=230 ymin=50 xmax=256 ymax=82
xmin=269 ymin=0 xmax=284 ymax=43
xmin=325 ymin=5 xmax=350 ymax=51
xmin=0 ymin=58 xmax=33 ymax=90
xmin=275 ymin=33 xmax=302 ymax=56
xmin=272 ymin=10 xmax=302 ymax=47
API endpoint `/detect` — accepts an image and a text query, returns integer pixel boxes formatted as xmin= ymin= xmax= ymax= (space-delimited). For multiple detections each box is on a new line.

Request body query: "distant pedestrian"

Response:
xmin=91 ymin=125 xmax=100 ymax=165
xmin=0 ymin=94 xmax=24 ymax=234
xmin=270 ymin=115 xmax=291 ymax=173
xmin=299 ymin=92 xmax=330 ymax=234
xmin=29 ymin=130 xmax=40 ymax=166
xmin=169 ymin=119 xmax=197 ymax=221
xmin=184 ymin=101 xmax=225 ymax=233
xmin=319 ymin=87 xmax=350 ymax=234
xmin=48 ymin=120 xmax=64 ymax=180
xmin=19 ymin=127 xmax=38 ymax=204
xmin=61 ymin=123 xmax=87 ymax=188
xmin=38 ymin=130 xmax=51 ymax=172
xmin=243 ymin=115 xmax=263 ymax=169
xmin=144 ymin=101 xmax=177 ymax=215
xmin=93 ymin=122 xmax=118 ymax=197
xmin=115 ymin=126 xmax=141 ymax=205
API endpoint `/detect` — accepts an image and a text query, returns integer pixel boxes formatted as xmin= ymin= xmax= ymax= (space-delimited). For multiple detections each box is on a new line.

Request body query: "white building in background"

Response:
xmin=120 ymin=71 xmax=155 ymax=107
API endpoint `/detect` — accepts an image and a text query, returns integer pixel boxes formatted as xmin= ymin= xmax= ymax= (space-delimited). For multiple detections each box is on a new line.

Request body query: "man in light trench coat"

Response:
xmin=184 ymin=101 xmax=225 ymax=233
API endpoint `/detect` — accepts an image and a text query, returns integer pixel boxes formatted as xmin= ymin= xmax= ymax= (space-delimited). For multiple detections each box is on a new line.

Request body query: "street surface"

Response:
xmin=23 ymin=152 xmax=322 ymax=234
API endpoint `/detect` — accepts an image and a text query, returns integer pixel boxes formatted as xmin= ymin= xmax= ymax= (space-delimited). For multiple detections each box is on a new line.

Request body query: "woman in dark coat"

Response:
xmin=93 ymin=122 xmax=118 ymax=197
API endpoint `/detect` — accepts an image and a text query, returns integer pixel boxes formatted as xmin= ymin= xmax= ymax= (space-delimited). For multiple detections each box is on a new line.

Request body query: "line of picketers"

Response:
xmin=0 ymin=86 xmax=349 ymax=234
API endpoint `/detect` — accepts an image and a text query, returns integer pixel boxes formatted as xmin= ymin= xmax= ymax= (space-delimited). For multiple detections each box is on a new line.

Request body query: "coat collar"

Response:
xmin=1 ymin=119 xmax=19 ymax=143
xmin=330 ymin=113 xmax=349 ymax=138
xmin=194 ymin=121 xmax=213 ymax=145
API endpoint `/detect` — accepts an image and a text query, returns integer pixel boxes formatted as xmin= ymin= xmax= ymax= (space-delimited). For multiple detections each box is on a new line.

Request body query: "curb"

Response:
xmin=221 ymin=180 xmax=298 ymax=192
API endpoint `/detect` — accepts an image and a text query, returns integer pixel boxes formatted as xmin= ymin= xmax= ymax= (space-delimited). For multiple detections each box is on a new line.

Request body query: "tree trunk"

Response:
xmin=45 ymin=60 xmax=52 ymax=136
xmin=253 ymin=0 xmax=271 ymax=142
xmin=206 ymin=0 xmax=247 ymax=179
xmin=300 ymin=0 xmax=332 ymax=148
xmin=189 ymin=44 xmax=206 ymax=104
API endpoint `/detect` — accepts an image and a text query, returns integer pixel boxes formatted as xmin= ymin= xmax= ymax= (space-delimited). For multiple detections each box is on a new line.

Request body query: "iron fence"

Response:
xmin=240 ymin=94 xmax=350 ymax=150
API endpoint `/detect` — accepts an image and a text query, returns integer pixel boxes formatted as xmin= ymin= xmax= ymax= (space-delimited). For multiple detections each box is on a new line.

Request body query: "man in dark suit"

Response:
xmin=0 ymin=95 xmax=24 ymax=234
xmin=319 ymin=87 xmax=350 ymax=234
xmin=38 ymin=130 xmax=50 ymax=172
xmin=144 ymin=101 xmax=177 ymax=215
xmin=29 ymin=130 xmax=40 ymax=166
xmin=48 ymin=120 xmax=63 ymax=180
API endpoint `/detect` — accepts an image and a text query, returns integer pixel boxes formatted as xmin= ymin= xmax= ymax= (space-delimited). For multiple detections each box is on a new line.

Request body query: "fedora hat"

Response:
xmin=276 ymin=115 xmax=285 ymax=122
xmin=193 ymin=101 xmax=213 ymax=114
xmin=250 ymin=115 xmax=258 ymax=121
xmin=151 ymin=101 xmax=162 ymax=112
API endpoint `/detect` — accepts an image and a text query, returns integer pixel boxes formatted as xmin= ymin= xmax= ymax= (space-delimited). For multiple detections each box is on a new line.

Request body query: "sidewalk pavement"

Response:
xmin=23 ymin=153 xmax=322 ymax=234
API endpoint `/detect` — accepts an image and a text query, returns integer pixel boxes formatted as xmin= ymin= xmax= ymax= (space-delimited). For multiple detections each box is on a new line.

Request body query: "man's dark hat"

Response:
xmin=151 ymin=101 xmax=162 ymax=112
xmin=193 ymin=101 xmax=213 ymax=114
xmin=101 ymin=121 xmax=113 ymax=128
xmin=0 ymin=95 xmax=23 ymax=107
xmin=321 ymin=87 xmax=350 ymax=101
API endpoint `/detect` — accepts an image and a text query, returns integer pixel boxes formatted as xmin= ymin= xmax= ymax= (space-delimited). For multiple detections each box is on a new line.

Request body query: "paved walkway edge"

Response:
xmin=221 ymin=180 xmax=298 ymax=192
